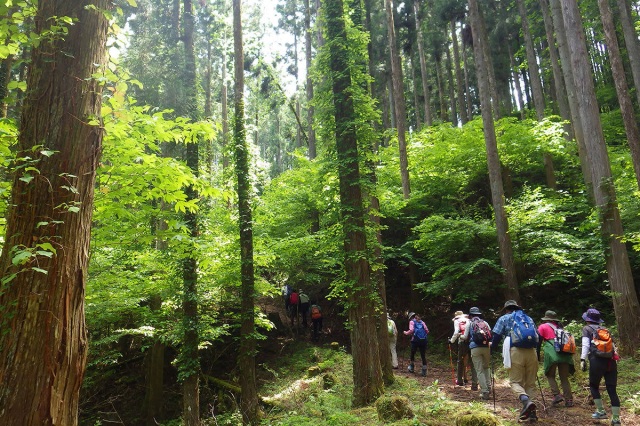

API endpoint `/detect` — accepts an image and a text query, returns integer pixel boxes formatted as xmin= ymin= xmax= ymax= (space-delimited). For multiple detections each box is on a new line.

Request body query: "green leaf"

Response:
xmin=68 ymin=206 xmax=80 ymax=213
xmin=12 ymin=251 xmax=31 ymax=265
xmin=36 ymin=243 xmax=56 ymax=254
xmin=36 ymin=250 xmax=54 ymax=258
xmin=19 ymin=175 xmax=33 ymax=183
xmin=126 ymin=0 xmax=137 ymax=6
xmin=31 ymin=267 xmax=48 ymax=274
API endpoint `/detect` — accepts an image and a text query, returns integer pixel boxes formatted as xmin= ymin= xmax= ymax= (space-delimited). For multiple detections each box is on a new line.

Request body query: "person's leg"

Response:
xmin=545 ymin=364 xmax=562 ymax=403
xmin=603 ymin=363 xmax=620 ymax=423
xmin=456 ymin=343 xmax=465 ymax=384
xmin=469 ymin=349 xmax=478 ymax=389
xmin=471 ymin=348 xmax=487 ymax=394
xmin=589 ymin=358 xmax=607 ymax=418
xmin=419 ymin=340 xmax=427 ymax=376
xmin=408 ymin=341 xmax=417 ymax=372
xmin=510 ymin=348 xmax=536 ymax=420
xmin=557 ymin=363 xmax=573 ymax=403
xmin=522 ymin=348 xmax=539 ymax=398
xmin=390 ymin=335 xmax=398 ymax=368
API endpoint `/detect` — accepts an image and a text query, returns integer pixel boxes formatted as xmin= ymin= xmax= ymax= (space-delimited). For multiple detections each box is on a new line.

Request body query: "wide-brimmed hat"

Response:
xmin=582 ymin=308 xmax=604 ymax=323
xmin=453 ymin=310 xmax=464 ymax=317
xmin=469 ymin=307 xmax=482 ymax=316
xmin=541 ymin=310 xmax=560 ymax=322
xmin=502 ymin=300 xmax=521 ymax=311
xmin=408 ymin=312 xmax=416 ymax=320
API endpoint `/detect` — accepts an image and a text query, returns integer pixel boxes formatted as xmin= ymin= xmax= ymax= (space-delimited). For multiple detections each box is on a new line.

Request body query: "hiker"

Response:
xmin=387 ymin=314 xmax=398 ymax=369
xmin=450 ymin=310 xmax=476 ymax=389
xmin=310 ymin=302 xmax=323 ymax=341
xmin=462 ymin=307 xmax=491 ymax=400
xmin=580 ymin=308 xmax=621 ymax=425
xmin=299 ymin=289 xmax=310 ymax=327
xmin=403 ymin=312 xmax=429 ymax=377
xmin=537 ymin=310 xmax=575 ymax=407
xmin=491 ymin=300 xmax=540 ymax=422
xmin=288 ymin=289 xmax=299 ymax=326
xmin=282 ymin=283 xmax=293 ymax=310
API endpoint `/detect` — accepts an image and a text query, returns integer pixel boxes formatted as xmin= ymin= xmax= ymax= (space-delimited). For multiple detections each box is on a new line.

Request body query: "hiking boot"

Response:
xmin=610 ymin=419 xmax=621 ymax=425
xmin=408 ymin=362 xmax=414 ymax=373
xmin=455 ymin=380 xmax=464 ymax=386
xmin=565 ymin=399 xmax=574 ymax=407
xmin=528 ymin=410 xmax=538 ymax=423
xmin=552 ymin=394 xmax=565 ymax=406
xmin=481 ymin=392 xmax=490 ymax=400
xmin=421 ymin=365 xmax=427 ymax=377
xmin=519 ymin=400 xmax=536 ymax=421
xmin=471 ymin=383 xmax=478 ymax=391
xmin=592 ymin=410 xmax=607 ymax=420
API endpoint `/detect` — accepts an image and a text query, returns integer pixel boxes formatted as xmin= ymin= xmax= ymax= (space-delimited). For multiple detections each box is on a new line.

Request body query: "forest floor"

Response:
xmin=395 ymin=351 xmax=640 ymax=425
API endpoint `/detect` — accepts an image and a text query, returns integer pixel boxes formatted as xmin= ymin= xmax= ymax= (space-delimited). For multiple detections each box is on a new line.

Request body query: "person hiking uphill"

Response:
xmin=299 ymin=289 xmax=310 ymax=327
xmin=310 ymin=302 xmax=323 ymax=342
xmin=537 ymin=310 xmax=575 ymax=407
xmin=580 ymin=308 xmax=622 ymax=425
xmin=404 ymin=312 xmax=429 ymax=377
xmin=450 ymin=310 xmax=476 ymax=389
xmin=491 ymin=300 xmax=540 ymax=422
xmin=462 ymin=307 xmax=491 ymax=400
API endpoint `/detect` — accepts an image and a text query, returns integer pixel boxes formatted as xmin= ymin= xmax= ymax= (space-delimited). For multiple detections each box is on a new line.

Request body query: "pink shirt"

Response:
xmin=537 ymin=322 xmax=557 ymax=341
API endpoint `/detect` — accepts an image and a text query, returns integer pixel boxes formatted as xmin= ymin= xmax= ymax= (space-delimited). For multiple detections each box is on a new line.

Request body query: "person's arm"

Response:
xmin=490 ymin=316 xmax=506 ymax=352
xmin=423 ymin=321 xmax=429 ymax=334
xmin=450 ymin=319 xmax=460 ymax=343
xmin=404 ymin=321 xmax=414 ymax=335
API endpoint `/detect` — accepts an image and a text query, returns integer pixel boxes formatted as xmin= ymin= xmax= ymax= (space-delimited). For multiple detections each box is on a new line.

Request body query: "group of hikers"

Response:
xmin=388 ymin=301 xmax=622 ymax=424
xmin=282 ymin=284 xmax=323 ymax=341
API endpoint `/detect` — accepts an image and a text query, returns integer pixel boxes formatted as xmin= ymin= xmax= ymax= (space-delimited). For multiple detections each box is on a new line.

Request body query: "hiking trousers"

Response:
xmin=389 ymin=333 xmax=398 ymax=368
xmin=588 ymin=356 xmax=620 ymax=407
xmin=471 ymin=346 xmax=491 ymax=393
xmin=509 ymin=347 xmax=538 ymax=398
xmin=545 ymin=362 xmax=572 ymax=400
xmin=410 ymin=339 xmax=427 ymax=365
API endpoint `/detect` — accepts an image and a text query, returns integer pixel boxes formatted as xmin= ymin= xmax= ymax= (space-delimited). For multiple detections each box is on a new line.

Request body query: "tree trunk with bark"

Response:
xmin=414 ymin=0 xmax=433 ymax=126
xmin=385 ymin=0 xmax=410 ymax=198
xmin=468 ymin=0 xmax=520 ymax=302
xmin=233 ymin=0 xmax=260 ymax=422
xmin=304 ymin=0 xmax=317 ymax=159
xmin=517 ymin=0 xmax=545 ymax=119
xmin=0 ymin=1 xmax=109 ymax=425
xmin=616 ymin=0 xmax=640 ymax=108
xmin=560 ymin=0 xmax=640 ymax=356
xmin=451 ymin=20 xmax=468 ymax=124
xmin=596 ymin=0 xmax=640 ymax=191
xmin=325 ymin=0 xmax=384 ymax=406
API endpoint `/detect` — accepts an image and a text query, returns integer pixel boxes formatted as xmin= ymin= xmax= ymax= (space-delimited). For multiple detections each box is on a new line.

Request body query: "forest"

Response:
xmin=1 ymin=0 xmax=640 ymax=425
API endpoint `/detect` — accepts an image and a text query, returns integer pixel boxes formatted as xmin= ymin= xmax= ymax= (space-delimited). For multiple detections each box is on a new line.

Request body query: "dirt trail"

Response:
xmin=397 ymin=354 xmax=640 ymax=425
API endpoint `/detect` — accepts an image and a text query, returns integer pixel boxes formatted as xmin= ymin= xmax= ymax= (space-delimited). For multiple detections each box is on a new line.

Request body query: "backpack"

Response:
xmin=289 ymin=292 xmax=299 ymax=305
xmin=311 ymin=305 xmax=322 ymax=320
xmin=470 ymin=317 xmax=492 ymax=346
xmin=387 ymin=318 xmax=395 ymax=336
xmin=459 ymin=318 xmax=467 ymax=335
xmin=413 ymin=320 xmax=427 ymax=340
xmin=510 ymin=310 xmax=539 ymax=348
xmin=548 ymin=323 xmax=576 ymax=354
xmin=282 ymin=284 xmax=292 ymax=298
xmin=589 ymin=326 xmax=614 ymax=358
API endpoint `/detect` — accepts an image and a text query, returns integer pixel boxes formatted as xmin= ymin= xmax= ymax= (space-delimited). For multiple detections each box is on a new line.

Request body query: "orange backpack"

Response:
xmin=590 ymin=326 xmax=614 ymax=358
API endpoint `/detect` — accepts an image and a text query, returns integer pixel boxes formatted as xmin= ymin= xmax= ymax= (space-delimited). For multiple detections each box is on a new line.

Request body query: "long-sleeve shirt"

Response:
xmin=450 ymin=315 xmax=469 ymax=343
xmin=404 ymin=319 xmax=429 ymax=341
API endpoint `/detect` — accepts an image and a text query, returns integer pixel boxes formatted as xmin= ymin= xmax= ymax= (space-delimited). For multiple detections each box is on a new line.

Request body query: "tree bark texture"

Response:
xmin=324 ymin=0 xmax=384 ymax=407
xmin=549 ymin=0 xmax=592 ymax=192
xmin=560 ymin=0 xmax=640 ymax=355
xmin=384 ymin=0 xmax=410 ymax=198
xmin=233 ymin=0 xmax=260 ymax=422
xmin=596 ymin=0 xmax=640 ymax=191
xmin=468 ymin=0 xmax=520 ymax=303
xmin=0 ymin=1 xmax=109 ymax=425
xmin=451 ymin=20 xmax=468 ymax=125
xmin=517 ymin=0 xmax=545 ymax=120
xmin=304 ymin=0 xmax=317 ymax=159
xmin=414 ymin=0 xmax=433 ymax=126
xmin=182 ymin=1 xmax=201 ymax=424
xmin=616 ymin=0 xmax=640 ymax=108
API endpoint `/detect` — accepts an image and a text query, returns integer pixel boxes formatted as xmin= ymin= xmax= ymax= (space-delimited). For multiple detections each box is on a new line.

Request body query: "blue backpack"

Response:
xmin=510 ymin=310 xmax=539 ymax=348
xmin=413 ymin=320 xmax=428 ymax=340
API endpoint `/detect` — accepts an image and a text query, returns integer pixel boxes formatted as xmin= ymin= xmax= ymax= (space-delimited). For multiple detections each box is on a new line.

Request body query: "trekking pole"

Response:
xmin=536 ymin=375 xmax=547 ymax=413
xmin=447 ymin=343 xmax=456 ymax=384
xmin=491 ymin=357 xmax=496 ymax=413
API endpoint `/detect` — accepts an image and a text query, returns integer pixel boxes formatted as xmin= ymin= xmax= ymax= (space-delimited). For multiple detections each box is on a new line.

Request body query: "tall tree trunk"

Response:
xmin=508 ymin=43 xmax=526 ymax=118
xmin=462 ymin=32 xmax=473 ymax=120
xmin=550 ymin=0 xmax=592 ymax=192
xmin=616 ymin=0 xmax=640 ymax=108
xmin=304 ymin=0 xmax=317 ymax=159
xmin=233 ymin=0 xmax=260 ymax=422
xmin=0 ymin=1 xmax=109 ymax=424
xmin=222 ymin=52 xmax=230 ymax=171
xmin=475 ymin=4 xmax=500 ymax=118
xmin=445 ymin=46 xmax=457 ymax=124
xmin=517 ymin=0 xmax=545 ymax=119
xmin=435 ymin=56 xmax=447 ymax=121
xmin=182 ymin=2 xmax=200 ymax=424
xmin=385 ymin=0 xmax=410 ymax=198
xmin=597 ymin=0 xmax=640 ymax=190
xmin=468 ymin=0 xmax=520 ymax=302
xmin=451 ymin=20 xmax=468 ymax=124
xmin=539 ymin=0 xmax=571 ymax=133
xmin=414 ymin=0 xmax=433 ymax=126
xmin=325 ymin=0 xmax=384 ymax=406
xmin=410 ymin=54 xmax=422 ymax=128
xmin=144 ymin=295 xmax=165 ymax=426
xmin=560 ymin=0 xmax=640 ymax=356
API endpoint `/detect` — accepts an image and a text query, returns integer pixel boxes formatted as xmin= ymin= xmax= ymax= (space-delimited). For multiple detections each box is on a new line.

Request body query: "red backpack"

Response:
xmin=311 ymin=305 xmax=322 ymax=319
xmin=289 ymin=292 xmax=299 ymax=305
